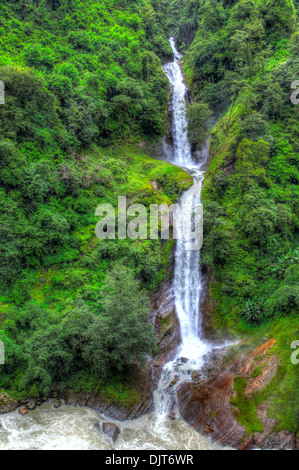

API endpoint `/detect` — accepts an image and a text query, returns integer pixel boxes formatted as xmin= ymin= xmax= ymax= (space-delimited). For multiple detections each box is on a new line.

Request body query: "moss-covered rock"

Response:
xmin=0 ymin=392 xmax=18 ymax=414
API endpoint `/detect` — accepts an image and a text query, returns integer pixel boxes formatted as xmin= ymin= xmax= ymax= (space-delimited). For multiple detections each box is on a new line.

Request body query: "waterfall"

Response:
xmin=154 ymin=38 xmax=210 ymax=419
xmin=163 ymin=38 xmax=191 ymax=167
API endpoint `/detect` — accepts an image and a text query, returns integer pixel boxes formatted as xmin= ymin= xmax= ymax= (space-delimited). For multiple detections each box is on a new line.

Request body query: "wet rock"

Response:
xmin=18 ymin=408 xmax=29 ymax=416
xmin=177 ymin=339 xmax=297 ymax=450
xmin=0 ymin=393 xmax=18 ymax=414
xmin=151 ymin=272 xmax=181 ymax=366
xmin=54 ymin=399 xmax=62 ymax=409
xmin=253 ymin=404 xmax=296 ymax=450
xmin=169 ymin=377 xmax=179 ymax=387
xmin=36 ymin=398 xmax=48 ymax=406
xmin=27 ymin=399 xmax=36 ymax=411
xmin=153 ymin=361 xmax=160 ymax=368
xmin=51 ymin=391 xmax=59 ymax=399
xmin=101 ymin=422 xmax=120 ymax=442
xmin=192 ymin=372 xmax=200 ymax=382
xmin=169 ymin=412 xmax=176 ymax=420
xmin=179 ymin=357 xmax=189 ymax=364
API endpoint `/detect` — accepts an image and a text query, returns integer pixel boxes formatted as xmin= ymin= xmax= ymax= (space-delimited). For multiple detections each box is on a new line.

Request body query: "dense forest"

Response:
xmin=0 ymin=0 xmax=298 ymax=436
xmin=0 ymin=0 xmax=192 ymax=402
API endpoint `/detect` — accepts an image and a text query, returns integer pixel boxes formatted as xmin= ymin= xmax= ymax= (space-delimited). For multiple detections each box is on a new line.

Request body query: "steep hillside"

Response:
xmin=0 ymin=0 xmax=192 ymax=402
xmin=170 ymin=0 xmax=299 ymax=436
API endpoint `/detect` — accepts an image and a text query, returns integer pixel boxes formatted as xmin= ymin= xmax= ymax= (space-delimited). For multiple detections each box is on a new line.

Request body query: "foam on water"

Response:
xmin=0 ymin=402 xmax=227 ymax=451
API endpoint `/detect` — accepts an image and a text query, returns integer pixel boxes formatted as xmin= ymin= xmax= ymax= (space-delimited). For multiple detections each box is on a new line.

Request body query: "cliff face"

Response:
xmin=177 ymin=339 xmax=298 ymax=450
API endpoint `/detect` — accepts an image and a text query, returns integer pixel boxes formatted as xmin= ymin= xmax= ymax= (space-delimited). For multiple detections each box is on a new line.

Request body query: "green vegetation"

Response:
xmin=168 ymin=0 xmax=299 ymax=433
xmin=252 ymin=316 xmax=299 ymax=433
xmin=0 ymin=0 xmax=298 ymax=438
xmin=251 ymin=366 xmax=264 ymax=379
xmin=0 ymin=0 xmax=192 ymax=401
xmin=231 ymin=376 xmax=264 ymax=435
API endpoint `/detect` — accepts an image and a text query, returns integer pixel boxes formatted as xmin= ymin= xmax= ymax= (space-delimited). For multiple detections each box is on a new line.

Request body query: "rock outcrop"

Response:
xmin=27 ymin=399 xmax=36 ymax=411
xmin=177 ymin=339 xmax=297 ymax=450
xmin=0 ymin=393 xmax=18 ymax=414
xmin=101 ymin=422 xmax=121 ymax=442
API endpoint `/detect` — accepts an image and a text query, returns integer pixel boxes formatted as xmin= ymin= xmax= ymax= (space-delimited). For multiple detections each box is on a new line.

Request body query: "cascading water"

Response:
xmin=163 ymin=38 xmax=190 ymax=168
xmin=0 ymin=38 xmax=230 ymax=451
xmin=154 ymin=38 xmax=210 ymax=419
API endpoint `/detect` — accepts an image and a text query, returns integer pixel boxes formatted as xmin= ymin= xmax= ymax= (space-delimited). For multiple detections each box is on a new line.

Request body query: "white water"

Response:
xmin=0 ymin=39 xmax=229 ymax=451
xmin=165 ymin=38 xmax=208 ymax=360
xmin=154 ymin=39 xmax=211 ymax=419
xmin=0 ymin=401 xmax=226 ymax=450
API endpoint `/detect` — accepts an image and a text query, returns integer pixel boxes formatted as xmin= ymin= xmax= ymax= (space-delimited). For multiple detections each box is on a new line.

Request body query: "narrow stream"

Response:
xmin=0 ymin=39 xmax=229 ymax=451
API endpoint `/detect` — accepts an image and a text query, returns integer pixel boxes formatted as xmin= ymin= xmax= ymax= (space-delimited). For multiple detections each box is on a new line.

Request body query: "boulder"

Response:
xmin=0 ymin=393 xmax=18 ymax=414
xmin=179 ymin=357 xmax=188 ymax=364
xmin=169 ymin=412 xmax=176 ymax=420
xmin=27 ymin=399 xmax=36 ymax=411
xmin=54 ymin=399 xmax=62 ymax=409
xmin=192 ymin=372 xmax=199 ymax=382
xmin=101 ymin=422 xmax=121 ymax=442
xmin=18 ymin=408 xmax=28 ymax=416
xmin=169 ymin=376 xmax=179 ymax=387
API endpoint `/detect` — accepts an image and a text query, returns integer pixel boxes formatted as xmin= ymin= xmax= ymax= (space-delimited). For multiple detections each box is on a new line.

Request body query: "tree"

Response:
xmin=265 ymin=0 xmax=297 ymax=36
xmin=83 ymin=264 xmax=156 ymax=375
xmin=237 ymin=189 xmax=278 ymax=247
xmin=186 ymin=102 xmax=212 ymax=149
xmin=20 ymin=300 xmax=95 ymax=394
xmin=231 ymin=19 xmax=265 ymax=84
xmin=202 ymin=202 xmax=231 ymax=265
xmin=199 ymin=0 xmax=226 ymax=32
